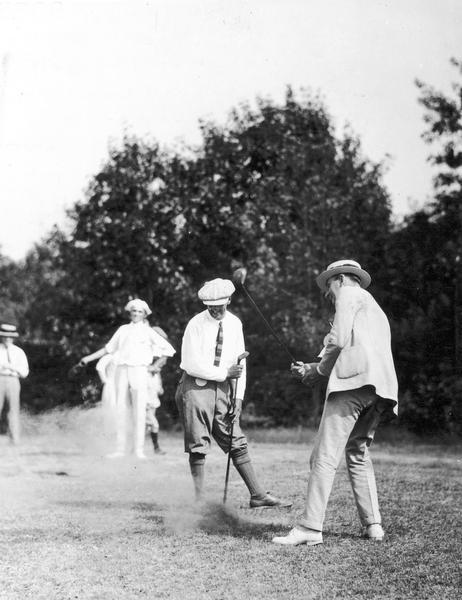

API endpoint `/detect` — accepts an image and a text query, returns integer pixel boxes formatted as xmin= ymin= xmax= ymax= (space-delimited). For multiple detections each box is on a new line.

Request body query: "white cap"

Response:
xmin=198 ymin=278 xmax=235 ymax=306
xmin=124 ymin=298 xmax=152 ymax=316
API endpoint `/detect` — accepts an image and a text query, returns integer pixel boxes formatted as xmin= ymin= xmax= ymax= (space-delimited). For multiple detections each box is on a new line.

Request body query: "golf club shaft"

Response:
xmin=223 ymin=421 xmax=234 ymax=504
xmin=223 ymin=352 xmax=248 ymax=504
xmin=240 ymin=285 xmax=296 ymax=363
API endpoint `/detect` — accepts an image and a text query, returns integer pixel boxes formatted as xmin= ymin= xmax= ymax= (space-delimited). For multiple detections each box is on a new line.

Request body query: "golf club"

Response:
xmin=223 ymin=350 xmax=249 ymax=504
xmin=232 ymin=267 xmax=297 ymax=363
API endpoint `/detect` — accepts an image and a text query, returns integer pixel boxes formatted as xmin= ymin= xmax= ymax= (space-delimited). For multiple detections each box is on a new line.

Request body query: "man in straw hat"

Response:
xmin=273 ymin=260 xmax=398 ymax=546
xmin=0 ymin=323 xmax=29 ymax=444
xmin=80 ymin=299 xmax=175 ymax=459
xmin=176 ymin=278 xmax=291 ymax=508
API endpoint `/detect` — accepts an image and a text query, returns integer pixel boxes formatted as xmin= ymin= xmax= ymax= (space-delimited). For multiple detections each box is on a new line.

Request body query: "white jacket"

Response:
xmin=323 ymin=286 xmax=398 ymax=412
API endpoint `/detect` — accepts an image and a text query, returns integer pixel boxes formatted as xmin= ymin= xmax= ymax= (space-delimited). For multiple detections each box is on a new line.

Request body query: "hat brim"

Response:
xmin=203 ymin=298 xmax=230 ymax=306
xmin=316 ymin=266 xmax=371 ymax=291
xmin=0 ymin=332 xmax=19 ymax=338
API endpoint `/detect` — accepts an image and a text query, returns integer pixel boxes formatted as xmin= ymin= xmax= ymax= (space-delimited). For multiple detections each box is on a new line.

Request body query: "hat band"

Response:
xmin=327 ymin=262 xmax=360 ymax=270
xmin=204 ymin=296 xmax=230 ymax=302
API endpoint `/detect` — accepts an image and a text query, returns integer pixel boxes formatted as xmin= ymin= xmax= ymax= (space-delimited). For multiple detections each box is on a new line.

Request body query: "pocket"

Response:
xmin=335 ymin=345 xmax=368 ymax=379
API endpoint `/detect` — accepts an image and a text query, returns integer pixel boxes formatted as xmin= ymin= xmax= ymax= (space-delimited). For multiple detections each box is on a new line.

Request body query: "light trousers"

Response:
xmin=298 ymin=386 xmax=389 ymax=531
xmin=101 ymin=379 xmax=116 ymax=439
xmin=114 ymin=365 xmax=148 ymax=455
xmin=0 ymin=375 xmax=21 ymax=444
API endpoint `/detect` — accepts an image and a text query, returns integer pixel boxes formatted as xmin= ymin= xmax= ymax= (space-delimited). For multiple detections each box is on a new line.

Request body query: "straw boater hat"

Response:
xmin=316 ymin=259 xmax=371 ymax=291
xmin=198 ymin=278 xmax=235 ymax=306
xmin=0 ymin=323 xmax=19 ymax=338
xmin=125 ymin=298 xmax=152 ymax=316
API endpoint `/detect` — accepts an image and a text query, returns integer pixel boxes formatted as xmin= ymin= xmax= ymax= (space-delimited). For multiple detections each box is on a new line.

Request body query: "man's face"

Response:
xmin=325 ymin=275 xmax=343 ymax=304
xmin=129 ymin=308 xmax=146 ymax=323
xmin=207 ymin=302 xmax=229 ymax=321
xmin=0 ymin=337 xmax=13 ymax=346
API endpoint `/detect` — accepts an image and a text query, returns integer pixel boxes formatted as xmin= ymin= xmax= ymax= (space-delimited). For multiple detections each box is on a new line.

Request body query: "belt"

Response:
xmin=182 ymin=373 xmax=220 ymax=387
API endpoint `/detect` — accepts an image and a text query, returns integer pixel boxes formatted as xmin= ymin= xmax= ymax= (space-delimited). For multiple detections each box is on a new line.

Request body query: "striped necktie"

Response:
xmin=213 ymin=321 xmax=223 ymax=366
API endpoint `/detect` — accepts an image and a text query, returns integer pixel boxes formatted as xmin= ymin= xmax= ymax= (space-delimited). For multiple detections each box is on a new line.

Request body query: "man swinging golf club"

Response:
xmin=272 ymin=259 xmax=398 ymax=546
xmin=176 ymin=277 xmax=291 ymax=508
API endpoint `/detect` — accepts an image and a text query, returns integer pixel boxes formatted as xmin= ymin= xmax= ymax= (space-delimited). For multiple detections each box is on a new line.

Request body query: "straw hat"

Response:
xmin=316 ymin=259 xmax=371 ymax=291
xmin=0 ymin=323 xmax=19 ymax=338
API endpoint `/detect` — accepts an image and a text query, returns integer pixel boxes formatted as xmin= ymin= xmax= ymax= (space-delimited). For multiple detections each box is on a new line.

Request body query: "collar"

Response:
xmin=129 ymin=320 xmax=147 ymax=327
xmin=204 ymin=310 xmax=228 ymax=324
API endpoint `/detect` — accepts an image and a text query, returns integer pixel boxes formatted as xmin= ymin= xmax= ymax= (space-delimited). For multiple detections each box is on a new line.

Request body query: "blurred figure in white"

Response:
xmin=145 ymin=326 xmax=175 ymax=455
xmin=95 ymin=352 xmax=118 ymax=441
xmin=0 ymin=323 xmax=29 ymax=445
xmin=79 ymin=299 xmax=175 ymax=459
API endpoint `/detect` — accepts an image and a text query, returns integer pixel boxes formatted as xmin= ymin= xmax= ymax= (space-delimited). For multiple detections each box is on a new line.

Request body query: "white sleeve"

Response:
xmin=105 ymin=328 xmax=121 ymax=354
xmin=150 ymin=329 xmax=176 ymax=357
xmin=15 ymin=348 xmax=29 ymax=378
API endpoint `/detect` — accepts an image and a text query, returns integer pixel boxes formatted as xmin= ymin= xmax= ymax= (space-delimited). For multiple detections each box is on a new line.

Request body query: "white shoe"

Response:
xmin=272 ymin=527 xmax=323 ymax=546
xmin=135 ymin=451 xmax=147 ymax=460
xmin=106 ymin=451 xmax=124 ymax=459
xmin=366 ymin=524 xmax=385 ymax=541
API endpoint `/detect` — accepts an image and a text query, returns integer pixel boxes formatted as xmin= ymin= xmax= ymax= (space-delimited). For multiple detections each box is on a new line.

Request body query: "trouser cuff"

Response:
xmin=297 ymin=518 xmax=323 ymax=532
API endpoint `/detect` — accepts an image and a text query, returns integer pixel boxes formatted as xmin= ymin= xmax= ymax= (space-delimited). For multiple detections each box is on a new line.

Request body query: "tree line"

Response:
xmin=1 ymin=60 xmax=461 ymax=435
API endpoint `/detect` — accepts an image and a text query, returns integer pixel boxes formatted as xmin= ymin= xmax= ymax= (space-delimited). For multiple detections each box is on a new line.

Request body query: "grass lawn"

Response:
xmin=0 ymin=406 xmax=461 ymax=600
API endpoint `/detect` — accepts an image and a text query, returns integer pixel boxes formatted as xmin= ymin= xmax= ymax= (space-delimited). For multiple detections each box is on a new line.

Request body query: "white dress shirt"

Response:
xmin=0 ymin=343 xmax=29 ymax=378
xmin=105 ymin=322 xmax=175 ymax=366
xmin=180 ymin=309 xmax=247 ymax=400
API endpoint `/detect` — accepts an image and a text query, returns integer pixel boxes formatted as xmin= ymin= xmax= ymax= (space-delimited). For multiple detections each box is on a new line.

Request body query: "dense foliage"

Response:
xmin=1 ymin=73 xmax=461 ymax=435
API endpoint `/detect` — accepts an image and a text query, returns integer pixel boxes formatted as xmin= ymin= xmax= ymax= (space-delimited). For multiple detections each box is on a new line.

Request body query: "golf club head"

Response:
xmin=232 ymin=267 xmax=247 ymax=286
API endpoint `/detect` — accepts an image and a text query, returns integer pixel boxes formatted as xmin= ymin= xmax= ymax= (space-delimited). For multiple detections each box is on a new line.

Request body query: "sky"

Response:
xmin=0 ymin=0 xmax=461 ymax=261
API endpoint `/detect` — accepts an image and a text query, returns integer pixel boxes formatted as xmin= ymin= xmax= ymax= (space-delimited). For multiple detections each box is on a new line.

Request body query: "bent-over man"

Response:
xmin=273 ymin=260 xmax=398 ymax=546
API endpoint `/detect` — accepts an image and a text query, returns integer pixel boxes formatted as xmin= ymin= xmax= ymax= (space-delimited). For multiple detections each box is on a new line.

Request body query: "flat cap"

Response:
xmin=198 ymin=278 xmax=235 ymax=305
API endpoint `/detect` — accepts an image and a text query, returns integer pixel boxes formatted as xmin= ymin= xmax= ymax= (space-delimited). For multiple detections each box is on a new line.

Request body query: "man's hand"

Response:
xmin=149 ymin=356 xmax=167 ymax=374
xmin=227 ymin=364 xmax=244 ymax=379
xmin=291 ymin=361 xmax=326 ymax=386
xmin=301 ymin=362 xmax=326 ymax=387
xmin=228 ymin=397 xmax=243 ymax=423
xmin=290 ymin=361 xmax=306 ymax=380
